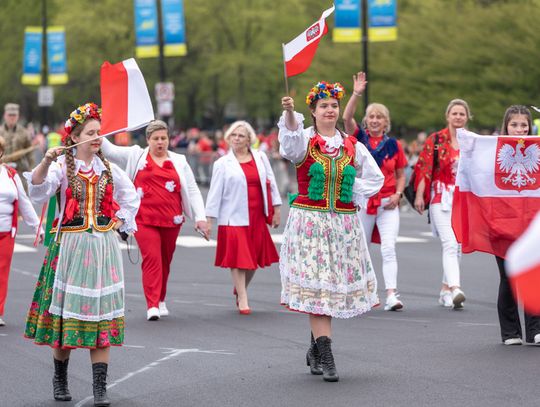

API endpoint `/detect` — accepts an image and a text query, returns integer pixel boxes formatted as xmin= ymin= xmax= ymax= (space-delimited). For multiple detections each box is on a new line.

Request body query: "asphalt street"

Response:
xmin=1 ymin=205 xmax=539 ymax=407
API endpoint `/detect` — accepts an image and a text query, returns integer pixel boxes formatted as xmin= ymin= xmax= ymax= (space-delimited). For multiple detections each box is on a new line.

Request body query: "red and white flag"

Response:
xmin=506 ymin=212 xmax=540 ymax=314
xmin=451 ymin=129 xmax=540 ymax=258
xmin=100 ymin=58 xmax=154 ymax=136
xmin=283 ymin=5 xmax=335 ymax=77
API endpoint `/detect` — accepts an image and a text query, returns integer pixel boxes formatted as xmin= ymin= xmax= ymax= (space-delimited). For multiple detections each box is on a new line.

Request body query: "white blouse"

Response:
xmin=0 ymin=165 xmax=41 ymax=236
xmin=24 ymin=155 xmax=140 ymax=234
xmin=277 ymin=111 xmax=384 ymax=207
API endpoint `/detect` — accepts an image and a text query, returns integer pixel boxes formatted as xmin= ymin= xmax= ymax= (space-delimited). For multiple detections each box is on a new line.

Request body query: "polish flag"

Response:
xmin=451 ymin=129 xmax=540 ymax=259
xmin=100 ymin=58 xmax=154 ymax=136
xmin=283 ymin=5 xmax=335 ymax=77
xmin=506 ymin=212 xmax=540 ymax=314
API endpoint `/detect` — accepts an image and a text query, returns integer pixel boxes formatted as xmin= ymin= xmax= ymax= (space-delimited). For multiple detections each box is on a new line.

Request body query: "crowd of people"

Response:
xmin=1 ymin=72 xmax=539 ymax=405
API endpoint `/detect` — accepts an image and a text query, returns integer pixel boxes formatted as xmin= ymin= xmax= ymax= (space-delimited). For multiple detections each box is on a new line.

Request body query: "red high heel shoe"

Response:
xmin=238 ymin=308 xmax=251 ymax=315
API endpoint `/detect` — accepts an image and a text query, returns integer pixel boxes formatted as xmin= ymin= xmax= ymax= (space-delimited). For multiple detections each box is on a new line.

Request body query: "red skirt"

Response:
xmin=215 ymin=159 xmax=279 ymax=270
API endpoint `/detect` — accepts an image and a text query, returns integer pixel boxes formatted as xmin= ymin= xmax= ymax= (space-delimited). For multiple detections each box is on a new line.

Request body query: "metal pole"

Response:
xmin=41 ymin=0 xmax=48 ymax=127
xmin=361 ymin=0 xmax=369 ymax=110
xmin=157 ymin=0 xmax=166 ymax=82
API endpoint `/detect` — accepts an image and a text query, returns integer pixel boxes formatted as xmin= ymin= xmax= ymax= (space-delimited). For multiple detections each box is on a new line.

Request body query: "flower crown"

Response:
xmin=305 ymin=81 xmax=345 ymax=106
xmin=63 ymin=102 xmax=102 ymax=143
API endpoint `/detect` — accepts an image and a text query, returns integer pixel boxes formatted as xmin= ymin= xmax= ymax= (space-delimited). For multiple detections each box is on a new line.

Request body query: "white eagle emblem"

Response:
xmin=497 ymin=139 xmax=540 ymax=187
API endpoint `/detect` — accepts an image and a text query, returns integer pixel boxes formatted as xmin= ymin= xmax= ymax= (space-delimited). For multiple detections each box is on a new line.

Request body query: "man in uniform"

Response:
xmin=0 ymin=103 xmax=34 ymax=189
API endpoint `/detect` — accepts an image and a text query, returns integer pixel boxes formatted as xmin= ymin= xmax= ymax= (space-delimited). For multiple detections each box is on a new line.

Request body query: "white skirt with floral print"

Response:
xmin=280 ymin=208 xmax=379 ymax=318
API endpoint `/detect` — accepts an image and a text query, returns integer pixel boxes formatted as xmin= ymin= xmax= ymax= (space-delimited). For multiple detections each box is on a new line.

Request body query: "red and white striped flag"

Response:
xmin=100 ymin=58 xmax=154 ymax=136
xmin=451 ymin=129 xmax=540 ymax=258
xmin=507 ymin=212 xmax=540 ymax=314
xmin=283 ymin=5 xmax=335 ymax=77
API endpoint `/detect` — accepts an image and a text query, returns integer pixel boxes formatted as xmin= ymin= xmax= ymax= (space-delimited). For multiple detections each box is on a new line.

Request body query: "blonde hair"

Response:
xmin=361 ymin=103 xmax=391 ymax=133
xmin=445 ymin=99 xmax=472 ymax=120
xmin=224 ymin=121 xmax=257 ymax=145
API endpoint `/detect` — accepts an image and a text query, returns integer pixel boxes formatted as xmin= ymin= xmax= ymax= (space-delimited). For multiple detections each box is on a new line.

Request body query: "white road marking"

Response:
xmin=0 ymin=334 xmax=8 ymax=337
xmin=74 ymin=348 xmax=234 ymax=407
xmin=203 ymin=303 xmax=228 ymax=307
xmin=457 ymin=322 xmax=499 ymax=327
xmin=12 ymin=267 xmax=39 ymax=278
xmin=13 ymin=243 xmax=36 ymax=253
xmin=367 ymin=316 xmax=430 ymax=324
xmin=123 ymin=344 xmax=146 ymax=349
xmin=396 ymin=236 xmax=428 ymax=243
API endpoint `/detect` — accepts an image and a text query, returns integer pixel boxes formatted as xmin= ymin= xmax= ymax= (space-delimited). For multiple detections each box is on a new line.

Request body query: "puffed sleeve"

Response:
xmin=260 ymin=151 xmax=282 ymax=206
xmin=23 ymin=161 xmax=63 ymax=205
xmin=205 ymin=159 xmax=225 ymax=219
xmin=14 ymin=173 xmax=42 ymax=233
xmin=278 ymin=111 xmax=310 ymax=164
xmin=352 ymin=142 xmax=384 ymax=208
xmin=111 ymin=163 xmax=140 ymax=233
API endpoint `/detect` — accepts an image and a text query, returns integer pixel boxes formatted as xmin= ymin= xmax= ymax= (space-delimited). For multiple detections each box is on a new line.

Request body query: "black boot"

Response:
xmin=53 ymin=358 xmax=72 ymax=401
xmin=306 ymin=332 xmax=323 ymax=375
xmin=315 ymin=336 xmax=339 ymax=382
xmin=92 ymin=363 xmax=111 ymax=406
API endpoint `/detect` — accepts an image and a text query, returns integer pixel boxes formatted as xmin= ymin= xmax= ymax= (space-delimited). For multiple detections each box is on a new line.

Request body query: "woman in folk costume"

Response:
xmin=342 ymin=72 xmax=408 ymax=311
xmin=24 ymin=103 xmax=140 ymax=406
xmin=101 ymin=120 xmax=208 ymax=321
xmin=0 ymin=136 xmax=43 ymax=327
xmin=278 ymin=82 xmax=384 ymax=382
xmin=413 ymin=99 xmax=471 ymax=310
xmin=205 ymin=121 xmax=281 ymax=315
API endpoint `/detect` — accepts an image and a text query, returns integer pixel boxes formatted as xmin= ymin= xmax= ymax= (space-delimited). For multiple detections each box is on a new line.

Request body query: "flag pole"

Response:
xmin=282 ymin=43 xmax=289 ymax=95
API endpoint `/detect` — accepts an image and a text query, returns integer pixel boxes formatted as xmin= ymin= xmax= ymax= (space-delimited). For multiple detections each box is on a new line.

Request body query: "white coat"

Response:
xmin=205 ymin=149 xmax=282 ymax=226
xmin=101 ymin=138 xmax=206 ymax=222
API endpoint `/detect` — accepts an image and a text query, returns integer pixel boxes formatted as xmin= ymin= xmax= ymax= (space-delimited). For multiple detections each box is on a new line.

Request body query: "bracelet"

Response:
xmin=395 ymin=191 xmax=403 ymax=197
xmin=352 ymin=91 xmax=362 ymax=97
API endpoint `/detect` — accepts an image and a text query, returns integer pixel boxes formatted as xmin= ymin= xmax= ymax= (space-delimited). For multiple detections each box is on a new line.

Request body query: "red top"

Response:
xmin=367 ymin=137 xmax=408 ymax=197
xmin=134 ymin=154 xmax=183 ymax=227
xmin=413 ymin=128 xmax=460 ymax=204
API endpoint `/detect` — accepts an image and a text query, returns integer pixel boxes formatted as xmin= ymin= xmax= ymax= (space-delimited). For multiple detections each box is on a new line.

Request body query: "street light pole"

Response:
xmin=361 ymin=0 xmax=369 ymax=111
xmin=41 ymin=0 xmax=48 ymax=127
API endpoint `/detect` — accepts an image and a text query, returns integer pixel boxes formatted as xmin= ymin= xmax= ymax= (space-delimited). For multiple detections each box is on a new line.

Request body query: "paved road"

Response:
xmin=1 ymin=208 xmax=538 ymax=406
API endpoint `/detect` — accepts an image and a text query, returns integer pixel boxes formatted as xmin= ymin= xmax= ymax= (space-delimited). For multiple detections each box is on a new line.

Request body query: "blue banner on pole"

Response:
xmin=368 ymin=0 xmax=397 ymax=42
xmin=161 ymin=0 xmax=187 ymax=56
xmin=333 ymin=0 xmax=361 ymax=43
xmin=22 ymin=27 xmax=42 ymax=85
xmin=134 ymin=0 xmax=159 ymax=58
xmin=47 ymin=27 xmax=68 ymax=85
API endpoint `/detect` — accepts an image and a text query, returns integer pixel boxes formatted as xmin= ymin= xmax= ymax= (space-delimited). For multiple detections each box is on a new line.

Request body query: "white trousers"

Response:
xmin=360 ymin=197 xmax=400 ymax=290
xmin=429 ymin=203 xmax=461 ymax=287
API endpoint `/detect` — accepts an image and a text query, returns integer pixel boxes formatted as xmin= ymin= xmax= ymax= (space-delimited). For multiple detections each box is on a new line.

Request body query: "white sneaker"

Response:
xmin=534 ymin=334 xmax=540 ymax=344
xmin=452 ymin=288 xmax=466 ymax=309
xmin=0 ymin=317 xmax=5 ymax=326
xmin=438 ymin=290 xmax=453 ymax=308
xmin=503 ymin=338 xmax=522 ymax=346
xmin=159 ymin=302 xmax=169 ymax=317
xmin=147 ymin=307 xmax=160 ymax=321
xmin=384 ymin=292 xmax=403 ymax=311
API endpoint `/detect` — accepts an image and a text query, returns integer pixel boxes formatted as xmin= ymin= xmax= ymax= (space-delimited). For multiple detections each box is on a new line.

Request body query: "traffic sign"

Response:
xmin=38 ymin=86 xmax=54 ymax=107
xmin=155 ymin=82 xmax=175 ymax=102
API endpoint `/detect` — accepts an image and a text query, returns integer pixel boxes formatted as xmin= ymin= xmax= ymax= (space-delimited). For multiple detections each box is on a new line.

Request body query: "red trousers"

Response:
xmin=135 ymin=224 xmax=181 ymax=309
xmin=0 ymin=232 xmax=15 ymax=316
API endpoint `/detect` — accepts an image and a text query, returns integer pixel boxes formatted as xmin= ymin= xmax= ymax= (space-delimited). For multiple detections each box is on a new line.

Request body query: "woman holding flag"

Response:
xmin=343 ymin=71 xmax=408 ymax=312
xmin=101 ymin=120 xmax=209 ymax=321
xmin=413 ymin=99 xmax=471 ymax=310
xmin=278 ymin=82 xmax=383 ymax=382
xmin=494 ymin=105 xmax=540 ymax=345
xmin=24 ymin=103 xmax=140 ymax=406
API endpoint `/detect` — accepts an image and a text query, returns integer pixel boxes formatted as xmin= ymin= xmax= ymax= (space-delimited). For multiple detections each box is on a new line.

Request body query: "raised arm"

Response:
xmin=342 ymin=72 xmax=367 ymax=135
xmin=101 ymin=137 xmax=139 ymax=169
xmin=277 ymin=96 xmax=309 ymax=164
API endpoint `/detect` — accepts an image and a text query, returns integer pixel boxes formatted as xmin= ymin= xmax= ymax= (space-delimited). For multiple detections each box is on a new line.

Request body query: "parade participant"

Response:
xmin=279 ymin=82 xmax=384 ymax=382
xmin=0 ymin=136 xmax=43 ymax=327
xmin=24 ymin=103 xmax=140 ymax=406
xmin=205 ymin=121 xmax=281 ymax=315
xmin=413 ymin=99 xmax=471 ymax=309
xmin=493 ymin=105 xmax=540 ymax=345
xmin=342 ymin=72 xmax=408 ymax=311
xmin=0 ymin=103 xmax=34 ymax=188
xmin=101 ymin=120 xmax=208 ymax=321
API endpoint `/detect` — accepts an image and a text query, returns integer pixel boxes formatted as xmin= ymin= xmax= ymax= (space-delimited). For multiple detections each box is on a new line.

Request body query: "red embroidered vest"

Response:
xmin=291 ymin=137 xmax=357 ymax=213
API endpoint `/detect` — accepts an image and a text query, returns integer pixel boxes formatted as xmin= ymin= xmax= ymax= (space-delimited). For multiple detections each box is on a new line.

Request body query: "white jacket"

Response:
xmin=101 ymin=138 xmax=206 ymax=222
xmin=205 ymin=149 xmax=282 ymax=226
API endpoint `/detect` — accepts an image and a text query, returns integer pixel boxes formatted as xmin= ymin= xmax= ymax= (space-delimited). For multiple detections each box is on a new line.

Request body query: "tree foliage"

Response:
xmin=0 ymin=0 xmax=539 ymax=135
